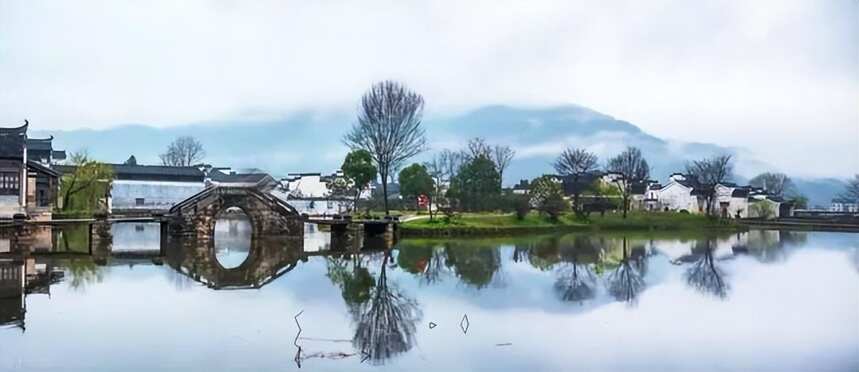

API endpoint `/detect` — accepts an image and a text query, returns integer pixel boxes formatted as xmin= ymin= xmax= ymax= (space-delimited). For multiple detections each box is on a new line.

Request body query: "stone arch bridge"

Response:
xmin=164 ymin=186 xmax=305 ymax=242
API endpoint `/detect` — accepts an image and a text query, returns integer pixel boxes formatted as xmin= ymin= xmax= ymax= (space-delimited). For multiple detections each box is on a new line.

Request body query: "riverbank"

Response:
xmin=400 ymin=211 xmax=743 ymax=237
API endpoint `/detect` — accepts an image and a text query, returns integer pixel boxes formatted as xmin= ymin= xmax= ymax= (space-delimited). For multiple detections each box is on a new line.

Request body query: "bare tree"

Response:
xmin=492 ymin=144 xmax=515 ymax=185
xmin=464 ymin=137 xmax=491 ymax=161
xmin=749 ymin=172 xmax=795 ymax=197
xmin=686 ymin=155 xmax=733 ymax=216
xmin=424 ymin=154 xmax=453 ymax=220
xmin=343 ymin=81 xmax=427 ymax=215
xmin=160 ymin=136 xmax=205 ymax=167
xmin=838 ymin=174 xmax=859 ymax=203
xmin=606 ymin=147 xmax=650 ymax=218
xmin=439 ymin=149 xmax=463 ymax=181
xmin=554 ymin=148 xmax=598 ymax=215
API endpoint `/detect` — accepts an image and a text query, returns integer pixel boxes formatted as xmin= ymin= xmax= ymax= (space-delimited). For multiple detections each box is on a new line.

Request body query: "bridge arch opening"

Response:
xmin=213 ymin=206 xmax=252 ymax=269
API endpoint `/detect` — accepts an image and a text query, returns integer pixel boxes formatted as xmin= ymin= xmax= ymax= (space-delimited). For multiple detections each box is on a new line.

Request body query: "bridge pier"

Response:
xmin=88 ymin=219 xmax=113 ymax=264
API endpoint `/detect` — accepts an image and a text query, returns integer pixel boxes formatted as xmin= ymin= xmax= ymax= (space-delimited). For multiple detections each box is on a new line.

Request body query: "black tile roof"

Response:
xmin=731 ymin=188 xmax=750 ymax=197
xmin=0 ymin=123 xmax=27 ymax=158
xmin=26 ymin=137 xmax=54 ymax=151
xmin=56 ymin=164 xmax=205 ymax=182
xmin=209 ymin=170 xmax=271 ymax=183
xmin=27 ymin=160 xmax=59 ymax=177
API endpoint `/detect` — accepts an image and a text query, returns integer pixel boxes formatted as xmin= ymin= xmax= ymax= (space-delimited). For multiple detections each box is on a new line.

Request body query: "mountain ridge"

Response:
xmin=30 ymin=104 xmax=845 ymax=206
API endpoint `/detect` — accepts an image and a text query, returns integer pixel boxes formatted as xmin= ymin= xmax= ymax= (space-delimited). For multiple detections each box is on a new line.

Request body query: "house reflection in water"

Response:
xmin=0 ymin=256 xmax=63 ymax=332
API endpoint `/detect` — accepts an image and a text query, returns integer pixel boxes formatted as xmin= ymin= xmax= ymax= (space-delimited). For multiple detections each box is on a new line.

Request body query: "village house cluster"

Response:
xmin=0 ymin=122 xmax=853 ymax=220
xmin=0 ymin=122 xmax=390 ymax=218
xmin=511 ymin=171 xmax=794 ymax=219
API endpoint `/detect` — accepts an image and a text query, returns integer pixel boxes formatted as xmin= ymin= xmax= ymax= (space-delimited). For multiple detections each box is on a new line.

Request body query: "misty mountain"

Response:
xmin=32 ymin=104 xmax=845 ymax=206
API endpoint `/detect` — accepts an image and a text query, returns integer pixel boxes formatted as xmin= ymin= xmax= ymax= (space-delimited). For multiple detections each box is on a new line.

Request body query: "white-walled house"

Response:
xmin=830 ymin=200 xmax=859 ymax=213
xmin=654 ymin=174 xmax=703 ymax=213
xmin=107 ymin=165 xmax=206 ymax=212
xmin=55 ymin=163 xmax=207 ymax=213
xmin=715 ymin=184 xmax=751 ymax=218
xmin=282 ymin=173 xmax=330 ymax=198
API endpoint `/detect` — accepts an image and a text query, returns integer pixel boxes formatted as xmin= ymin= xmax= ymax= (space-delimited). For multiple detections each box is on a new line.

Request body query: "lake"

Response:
xmin=1 ymin=221 xmax=857 ymax=371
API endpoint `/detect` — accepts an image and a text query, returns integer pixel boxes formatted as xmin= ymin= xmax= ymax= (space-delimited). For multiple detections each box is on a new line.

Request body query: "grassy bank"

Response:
xmin=400 ymin=211 xmax=742 ymax=237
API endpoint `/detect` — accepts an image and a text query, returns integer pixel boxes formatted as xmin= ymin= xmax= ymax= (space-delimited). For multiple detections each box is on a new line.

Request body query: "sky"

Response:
xmin=0 ymin=0 xmax=857 ymax=178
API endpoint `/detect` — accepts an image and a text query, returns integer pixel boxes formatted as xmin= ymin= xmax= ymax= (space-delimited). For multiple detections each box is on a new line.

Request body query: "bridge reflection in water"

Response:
xmin=2 ymin=221 xmax=831 ymax=368
xmin=0 ymin=217 xmax=396 ymax=333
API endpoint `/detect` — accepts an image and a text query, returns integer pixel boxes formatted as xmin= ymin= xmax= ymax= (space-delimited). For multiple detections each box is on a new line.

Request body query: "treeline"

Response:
xmin=339 ymin=80 xmax=829 ymax=220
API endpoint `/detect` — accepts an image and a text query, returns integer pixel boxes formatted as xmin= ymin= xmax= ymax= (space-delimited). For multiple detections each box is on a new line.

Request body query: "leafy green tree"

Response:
xmin=529 ymin=175 xmax=569 ymax=220
xmin=447 ymin=155 xmax=501 ymax=211
xmin=60 ymin=151 xmax=114 ymax=213
xmin=341 ymin=149 xmax=378 ymax=212
xmin=512 ymin=194 xmax=530 ymax=220
xmin=398 ymin=163 xmax=434 ymax=211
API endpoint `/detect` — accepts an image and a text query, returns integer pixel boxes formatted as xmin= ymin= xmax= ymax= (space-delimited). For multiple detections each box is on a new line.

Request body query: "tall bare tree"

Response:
xmin=343 ymin=81 xmax=427 ymax=215
xmin=492 ymin=144 xmax=515 ymax=186
xmin=463 ymin=137 xmax=491 ymax=161
xmin=838 ymin=174 xmax=859 ymax=203
xmin=160 ymin=136 xmax=205 ymax=167
xmin=606 ymin=147 xmax=650 ymax=218
xmin=749 ymin=172 xmax=795 ymax=197
xmin=439 ymin=149 xmax=463 ymax=181
xmin=554 ymin=148 xmax=598 ymax=215
xmin=424 ymin=154 xmax=450 ymax=221
xmin=686 ymin=155 xmax=733 ymax=216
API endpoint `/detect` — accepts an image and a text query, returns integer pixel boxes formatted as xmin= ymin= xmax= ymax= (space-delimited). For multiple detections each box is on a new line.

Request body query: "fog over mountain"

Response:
xmin=33 ymin=104 xmax=845 ymax=206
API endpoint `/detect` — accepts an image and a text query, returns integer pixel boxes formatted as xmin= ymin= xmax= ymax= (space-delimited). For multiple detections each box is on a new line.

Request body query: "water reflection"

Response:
xmin=213 ymin=208 xmax=252 ymax=269
xmin=352 ymin=251 xmax=422 ymax=365
xmin=444 ymin=242 xmax=502 ymax=289
xmin=683 ymin=240 xmax=729 ymax=298
xmin=605 ymin=238 xmax=647 ymax=304
xmin=553 ymin=238 xmax=599 ymax=303
xmin=0 ymin=223 xmax=857 ymax=371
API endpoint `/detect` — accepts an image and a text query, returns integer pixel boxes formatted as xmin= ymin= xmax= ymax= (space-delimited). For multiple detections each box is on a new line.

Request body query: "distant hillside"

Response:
xmin=32 ymin=104 xmax=844 ymax=206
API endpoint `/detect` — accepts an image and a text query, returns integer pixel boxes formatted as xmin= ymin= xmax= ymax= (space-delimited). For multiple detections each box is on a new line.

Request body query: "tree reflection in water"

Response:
xmin=685 ymin=240 xmax=728 ymax=299
xmin=65 ymin=258 xmax=104 ymax=291
xmin=444 ymin=243 xmax=501 ymax=289
xmin=396 ymin=244 xmax=447 ymax=286
xmin=352 ymin=251 xmax=422 ymax=365
xmin=326 ymin=254 xmax=375 ymax=318
xmin=605 ymin=237 xmax=646 ymax=304
xmin=553 ymin=237 xmax=598 ymax=303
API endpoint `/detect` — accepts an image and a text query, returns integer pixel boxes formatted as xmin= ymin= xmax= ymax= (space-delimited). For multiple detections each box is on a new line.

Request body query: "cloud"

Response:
xmin=0 ymin=0 xmax=856 ymax=177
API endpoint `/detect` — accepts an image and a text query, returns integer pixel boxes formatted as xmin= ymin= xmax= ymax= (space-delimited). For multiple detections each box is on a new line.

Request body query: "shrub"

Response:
xmin=541 ymin=193 xmax=570 ymax=221
xmin=513 ymin=195 xmax=531 ymax=220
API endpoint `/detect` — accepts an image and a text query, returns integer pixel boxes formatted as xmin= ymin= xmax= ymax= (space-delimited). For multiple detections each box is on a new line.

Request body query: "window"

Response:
xmin=135 ymin=198 xmax=145 ymax=206
xmin=0 ymin=172 xmax=19 ymax=196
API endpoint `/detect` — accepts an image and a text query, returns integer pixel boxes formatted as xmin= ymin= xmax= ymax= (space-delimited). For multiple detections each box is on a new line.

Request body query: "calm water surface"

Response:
xmin=1 ymin=223 xmax=857 ymax=372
